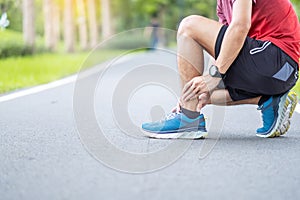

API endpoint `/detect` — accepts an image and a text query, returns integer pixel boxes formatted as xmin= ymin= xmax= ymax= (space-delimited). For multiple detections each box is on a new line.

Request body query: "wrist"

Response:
xmin=214 ymin=62 xmax=226 ymax=74
xmin=209 ymin=65 xmax=224 ymax=78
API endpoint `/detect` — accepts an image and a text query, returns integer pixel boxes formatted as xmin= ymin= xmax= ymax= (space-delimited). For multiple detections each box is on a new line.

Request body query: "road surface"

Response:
xmin=1 ymin=50 xmax=300 ymax=200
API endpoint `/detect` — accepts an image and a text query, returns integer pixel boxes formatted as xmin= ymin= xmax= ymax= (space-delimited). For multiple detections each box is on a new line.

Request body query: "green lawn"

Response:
xmin=0 ymin=29 xmax=124 ymax=94
xmin=293 ymin=79 xmax=300 ymax=97
xmin=0 ymin=51 xmax=123 ymax=94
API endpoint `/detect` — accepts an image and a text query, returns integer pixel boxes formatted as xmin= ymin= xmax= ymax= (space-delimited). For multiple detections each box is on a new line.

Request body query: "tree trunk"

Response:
xmin=52 ymin=4 xmax=60 ymax=50
xmin=64 ymin=0 xmax=75 ymax=52
xmin=43 ymin=0 xmax=55 ymax=51
xmin=22 ymin=0 xmax=35 ymax=48
xmin=87 ymin=0 xmax=98 ymax=48
xmin=100 ymin=0 xmax=112 ymax=39
xmin=76 ymin=0 xmax=88 ymax=50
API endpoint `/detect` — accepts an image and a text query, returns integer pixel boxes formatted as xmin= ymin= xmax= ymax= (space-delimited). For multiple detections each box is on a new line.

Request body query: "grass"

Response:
xmin=0 ymin=50 xmax=124 ymax=94
xmin=292 ymin=79 xmax=300 ymax=97
xmin=0 ymin=29 xmax=150 ymax=94
xmin=1 ymin=29 xmax=23 ymax=41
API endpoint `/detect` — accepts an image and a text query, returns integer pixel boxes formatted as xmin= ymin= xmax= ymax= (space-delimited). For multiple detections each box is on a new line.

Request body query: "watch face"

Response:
xmin=210 ymin=66 xmax=217 ymax=77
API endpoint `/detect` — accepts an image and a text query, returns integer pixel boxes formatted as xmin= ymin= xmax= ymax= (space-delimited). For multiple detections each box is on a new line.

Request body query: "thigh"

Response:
xmin=178 ymin=15 xmax=223 ymax=57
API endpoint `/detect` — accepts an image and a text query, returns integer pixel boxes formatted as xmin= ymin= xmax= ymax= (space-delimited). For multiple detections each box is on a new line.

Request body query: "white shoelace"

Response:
xmin=162 ymin=112 xmax=181 ymax=121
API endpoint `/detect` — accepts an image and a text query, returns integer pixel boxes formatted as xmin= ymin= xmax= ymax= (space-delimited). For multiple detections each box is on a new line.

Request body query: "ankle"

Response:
xmin=181 ymin=98 xmax=198 ymax=111
xmin=181 ymin=107 xmax=200 ymax=119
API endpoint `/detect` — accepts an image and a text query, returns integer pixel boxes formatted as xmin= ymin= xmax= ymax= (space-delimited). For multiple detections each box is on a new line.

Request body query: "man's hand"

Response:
xmin=197 ymin=92 xmax=210 ymax=112
xmin=182 ymin=75 xmax=221 ymax=101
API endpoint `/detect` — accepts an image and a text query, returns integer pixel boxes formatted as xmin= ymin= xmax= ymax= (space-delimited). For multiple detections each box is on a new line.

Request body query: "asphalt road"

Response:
xmin=1 ymin=50 xmax=300 ymax=200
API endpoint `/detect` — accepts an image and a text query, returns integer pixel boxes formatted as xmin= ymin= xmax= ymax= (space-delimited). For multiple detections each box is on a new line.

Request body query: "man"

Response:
xmin=149 ymin=13 xmax=160 ymax=50
xmin=142 ymin=0 xmax=299 ymax=139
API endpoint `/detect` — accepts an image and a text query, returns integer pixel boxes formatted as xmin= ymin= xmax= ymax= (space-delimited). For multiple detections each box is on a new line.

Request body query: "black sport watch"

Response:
xmin=209 ymin=65 xmax=222 ymax=78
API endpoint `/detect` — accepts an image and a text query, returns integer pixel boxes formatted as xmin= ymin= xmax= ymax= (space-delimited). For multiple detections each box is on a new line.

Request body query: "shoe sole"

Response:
xmin=142 ymin=130 xmax=208 ymax=139
xmin=256 ymin=91 xmax=297 ymax=138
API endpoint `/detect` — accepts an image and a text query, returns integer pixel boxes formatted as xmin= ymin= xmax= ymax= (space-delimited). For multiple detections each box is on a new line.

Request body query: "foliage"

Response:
xmin=293 ymin=79 xmax=300 ymax=97
xmin=114 ymin=0 xmax=217 ymax=31
xmin=0 ymin=0 xmax=22 ymax=31
xmin=291 ymin=0 xmax=300 ymax=19
xmin=0 ymin=29 xmax=33 ymax=57
xmin=0 ymin=29 xmax=46 ymax=57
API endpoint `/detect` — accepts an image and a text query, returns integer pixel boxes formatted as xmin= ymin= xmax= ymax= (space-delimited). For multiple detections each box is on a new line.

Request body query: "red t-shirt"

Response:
xmin=217 ymin=0 xmax=300 ymax=65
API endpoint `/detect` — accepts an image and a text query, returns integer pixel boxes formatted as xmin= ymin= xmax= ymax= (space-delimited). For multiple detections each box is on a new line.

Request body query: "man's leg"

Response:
xmin=177 ymin=15 xmax=223 ymax=111
xmin=197 ymin=88 xmax=298 ymax=138
xmin=210 ymin=89 xmax=260 ymax=106
xmin=196 ymin=89 xmax=260 ymax=111
xmin=142 ymin=16 xmax=238 ymax=139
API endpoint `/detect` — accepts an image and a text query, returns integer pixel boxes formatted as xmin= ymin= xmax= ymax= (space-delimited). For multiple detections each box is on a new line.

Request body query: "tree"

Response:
xmin=43 ymin=0 xmax=57 ymax=50
xmin=87 ymin=0 xmax=98 ymax=47
xmin=76 ymin=0 xmax=88 ymax=50
xmin=64 ymin=0 xmax=75 ymax=52
xmin=100 ymin=0 xmax=112 ymax=39
xmin=116 ymin=0 xmax=132 ymax=31
xmin=22 ymin=0 xmax=35 ymax=48
xmin=52 ymin=3 xmax=61 ymax=50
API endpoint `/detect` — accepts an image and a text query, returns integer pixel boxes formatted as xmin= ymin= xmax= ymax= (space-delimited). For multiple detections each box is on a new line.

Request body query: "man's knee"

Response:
xmin=178 ymin=15 xmax=205 ymax=37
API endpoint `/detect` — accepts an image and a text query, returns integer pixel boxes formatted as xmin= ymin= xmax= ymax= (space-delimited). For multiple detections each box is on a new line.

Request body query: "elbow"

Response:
xmin=230 ymin=21 xmax=251 ymax=35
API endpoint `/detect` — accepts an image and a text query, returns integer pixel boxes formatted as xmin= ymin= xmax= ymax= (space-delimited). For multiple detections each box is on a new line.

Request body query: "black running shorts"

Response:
xmin=215 ymin=25 xmax=299 ymax=101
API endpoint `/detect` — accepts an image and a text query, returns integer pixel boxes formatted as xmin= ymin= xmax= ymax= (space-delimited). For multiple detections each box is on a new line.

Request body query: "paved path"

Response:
xmin=1 ymin=50 xmax=300 ymax=200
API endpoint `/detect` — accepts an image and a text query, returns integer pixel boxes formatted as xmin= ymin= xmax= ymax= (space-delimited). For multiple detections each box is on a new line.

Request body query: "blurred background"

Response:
xmin=0 ymin=0 xmax=299 ymax=94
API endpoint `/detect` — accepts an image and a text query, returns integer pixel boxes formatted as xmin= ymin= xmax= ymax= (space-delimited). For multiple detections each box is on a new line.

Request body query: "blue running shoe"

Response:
xmin=256 ymin=91 xmax=298 ymax=138
xmin=142 ymin=112 xmax=207 ymax=139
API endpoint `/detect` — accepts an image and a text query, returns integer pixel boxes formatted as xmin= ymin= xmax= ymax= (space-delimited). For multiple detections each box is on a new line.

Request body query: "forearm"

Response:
xmin=215 ymin=24 xmax=249 ymax=74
